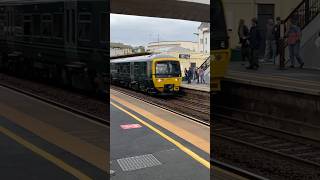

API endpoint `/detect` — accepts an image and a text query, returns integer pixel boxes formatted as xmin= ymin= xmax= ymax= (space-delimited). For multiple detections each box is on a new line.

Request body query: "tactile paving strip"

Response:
xmin=117 ymin=154 xmax=162 ymax=171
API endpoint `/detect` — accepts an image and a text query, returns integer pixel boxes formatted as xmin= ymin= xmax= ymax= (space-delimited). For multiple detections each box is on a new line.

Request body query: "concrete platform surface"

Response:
xmin=0 ymin=116 xmax=106 ymax=180
xmin=110 ymin=89 xmax=246 ymax=180
xmin=0 ymin=85 xmax=108 ymax=178
xmin=181 ymin=81 xmax=210 ymax=92
xmin=110 ymin=89 xmax=210 ymax=180
xmin=226 ymin=62 xmax=320 ymax=95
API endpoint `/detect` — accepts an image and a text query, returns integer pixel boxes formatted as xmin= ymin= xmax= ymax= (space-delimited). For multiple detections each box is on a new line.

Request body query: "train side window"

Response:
xmin=134 ymin=62 xmax=147 ymax=78
xmin=32 ymin=14 xmax=40 ymax=36
xmin=100 ymin=13 xmax=107 ymax=42
xmin=41 ymin=14 xmax=52 ymax=37
xmin=78 ymin=13 xmax=91 ymax=41
xmin=14 ymin=13 xmax=23 ymax=37
xmin=23 ymin=15 xmax=32 ymax=36
xmin=71 ymin=10 xmax=75 ymax=43
xmin=0 ymin=13 xmax=6 ymax=37
xmin=53 ymin=13 xmax=64 ymax=38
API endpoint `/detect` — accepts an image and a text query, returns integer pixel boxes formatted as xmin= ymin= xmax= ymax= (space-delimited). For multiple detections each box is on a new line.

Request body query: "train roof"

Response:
xmin=110 ymin=54 xmax=176 ymax=64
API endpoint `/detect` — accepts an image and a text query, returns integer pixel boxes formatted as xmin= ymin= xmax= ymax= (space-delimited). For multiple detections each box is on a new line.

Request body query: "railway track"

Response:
xmin=111 ymin=85 xmax=210 ymax=125
xmin=212 ymin=109 xmax=320 ymax=179
xmin=0 ymin=73 xmax=108 ymax=126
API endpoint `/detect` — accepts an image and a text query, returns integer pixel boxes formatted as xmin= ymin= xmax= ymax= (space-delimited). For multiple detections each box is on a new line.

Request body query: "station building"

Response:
xmin=196 ymin=22 xmax=210 ymax=54
xmin=158 ymin=46 xmax=209 ymax=74
xmin=146 ymin=41 xmax=198 ymax=53
xmin=110 ymin=42 xmax=133 ymax=57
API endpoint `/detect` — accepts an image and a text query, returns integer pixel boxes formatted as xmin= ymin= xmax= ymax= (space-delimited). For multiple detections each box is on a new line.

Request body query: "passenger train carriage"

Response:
xmin=0 ymin=0 xmax=107 ymax=97
xmin=111 ymin=54 xmax=182 ymax=94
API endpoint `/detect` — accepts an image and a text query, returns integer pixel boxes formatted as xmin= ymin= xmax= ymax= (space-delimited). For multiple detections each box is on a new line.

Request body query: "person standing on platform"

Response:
xmin=274 ymin=17 xmax=281 ymax=63
xmin=199 ymin=67 xmax=205 ymax=84
xmin=193 ymin=67 xmax=197 ymax=82
xmin=247 ymin=18 xmax=261 ymax=70
xmin=238 ymin=19 xmax=250 ymax=62
xmin=315 ymin=32 xmax=320 ymax=48
xmin=286 ymin=18 xmax=304 ymax=68
xmin=263 ymin=18 xmax=277 ymax=63
xmin=188 ymin=66 xmax=192 ymax=84
xmin=184 ymin=68 xmax=188 ymax=81
xmin=195 ymin=67 xmax=199 ymax=84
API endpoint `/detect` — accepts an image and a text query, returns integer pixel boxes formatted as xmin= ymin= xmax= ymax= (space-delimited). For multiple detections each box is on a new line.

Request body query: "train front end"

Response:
xmin=152 ymin=58 xmax=181 ymax=94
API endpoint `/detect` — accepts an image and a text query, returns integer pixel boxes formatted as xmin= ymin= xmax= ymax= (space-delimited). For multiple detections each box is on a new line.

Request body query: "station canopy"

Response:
xmin=110 ymin=0 xmax=210 ymax=22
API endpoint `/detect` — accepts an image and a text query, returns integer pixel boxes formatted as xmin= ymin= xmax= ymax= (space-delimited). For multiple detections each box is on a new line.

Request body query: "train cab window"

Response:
xmin=155 ymin=61 xmax=181 ymax=78
xmin=14 ymin=14 xmax=23 ymax=37
xmin=41 ymin=14 xmax=52 ymax=37
xmin=53 ymin=14 xmax=64 ymax=38
xmin=100 ymin=13 xmax=107 ymax=42
xmin=78 ymin=13 xmax=91 ymax=41
xmin=32 ymin=14 xmax=40 ymax=36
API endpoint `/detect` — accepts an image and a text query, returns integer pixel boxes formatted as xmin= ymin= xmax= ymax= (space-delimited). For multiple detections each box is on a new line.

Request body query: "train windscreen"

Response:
xmin=155 ymin=61 xmax=181 ymax=78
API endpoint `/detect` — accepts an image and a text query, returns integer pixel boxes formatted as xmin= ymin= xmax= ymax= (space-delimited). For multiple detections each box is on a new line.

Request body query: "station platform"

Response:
xmin=110 ymin=89 xmax=210 ymax=179
xmin=225 ymin=61 xmax=320 ymax=95
xmin=0 ymin=85 xmax=108 ymax=179
xmin=181 ymin=81 xmax=210 ymax=92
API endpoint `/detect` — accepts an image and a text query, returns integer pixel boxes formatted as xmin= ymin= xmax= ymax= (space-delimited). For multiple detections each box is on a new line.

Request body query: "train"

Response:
xmin=110 ymin=54 xmax=182 ymax=94
xmin=0 ymin=0 xmax=107 ymax=97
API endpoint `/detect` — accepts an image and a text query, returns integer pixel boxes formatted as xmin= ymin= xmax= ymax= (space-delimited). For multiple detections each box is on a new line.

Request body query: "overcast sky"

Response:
xmin=110 ymin=14 xmax=201 ymax=47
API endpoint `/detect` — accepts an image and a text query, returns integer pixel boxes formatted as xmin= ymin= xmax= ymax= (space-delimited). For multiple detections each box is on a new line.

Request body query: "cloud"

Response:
xmin=110 ymin=14 xmax=201 ymax=47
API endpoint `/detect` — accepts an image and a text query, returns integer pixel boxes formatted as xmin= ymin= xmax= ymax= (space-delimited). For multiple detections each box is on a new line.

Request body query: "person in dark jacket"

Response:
xmin=274 ymin=17 xmax=281 ymax=57
xmin=187 ymin=66 xmax=192 ymax=84
xmin=247 ymin=18 xmax=261 ymax=70
xmin=238 ymin=19 xmax=250 ymax=61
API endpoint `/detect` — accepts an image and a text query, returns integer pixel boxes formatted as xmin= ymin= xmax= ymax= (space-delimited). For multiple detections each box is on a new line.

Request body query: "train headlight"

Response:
xmin=175 ymin=78 xmax=179 ymax=81
xmin=157 ymin=79 xmax=163 ymax=82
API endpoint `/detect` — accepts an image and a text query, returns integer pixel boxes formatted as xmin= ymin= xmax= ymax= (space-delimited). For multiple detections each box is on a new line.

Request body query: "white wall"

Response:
xmin=301 ymin=14 xmax=320 ymax=69
xmin=198 ymin=28 xmax=210 ymax=54
xmin=110 ymin=48 xmax=133 ymax=57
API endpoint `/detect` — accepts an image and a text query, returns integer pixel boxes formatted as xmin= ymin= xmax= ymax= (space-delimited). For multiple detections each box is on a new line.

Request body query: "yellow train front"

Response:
xmin=111 ymin=54 xmax=181 ymax=94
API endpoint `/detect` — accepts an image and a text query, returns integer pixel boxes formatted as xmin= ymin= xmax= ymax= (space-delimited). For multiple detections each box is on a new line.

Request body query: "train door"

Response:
xmin=63 ymin=1 xmax=79 ymax=88
xmin=130 ymin=62 xmax=134 ymax=83
xmin=64 ymin=1 xmax=78 ymax=50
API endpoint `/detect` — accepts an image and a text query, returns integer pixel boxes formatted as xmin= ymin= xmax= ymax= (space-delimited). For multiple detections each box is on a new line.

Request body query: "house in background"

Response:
xmin=110 ymin=42 xmax=133 ymax=57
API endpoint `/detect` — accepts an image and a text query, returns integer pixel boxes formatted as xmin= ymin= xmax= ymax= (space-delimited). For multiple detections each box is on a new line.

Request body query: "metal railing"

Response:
xmin=199 ymin=56 xmax=210 ymax=72
xmin=279 ymin=0 xmax=319 ymax=67
xmin=284 ymin=0 xmax=320 ymax=31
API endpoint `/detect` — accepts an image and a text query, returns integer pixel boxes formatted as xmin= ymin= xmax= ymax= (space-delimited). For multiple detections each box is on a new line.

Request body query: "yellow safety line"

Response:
xmin=0 ymin=126 xmax=92 ymax=180
xmin=110 ymin=101 xmax=210 ymax=169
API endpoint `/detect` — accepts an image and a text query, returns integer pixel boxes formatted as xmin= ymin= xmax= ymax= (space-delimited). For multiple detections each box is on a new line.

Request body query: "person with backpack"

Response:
xmin=286 ymin=18 xmax=304 ymax=68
